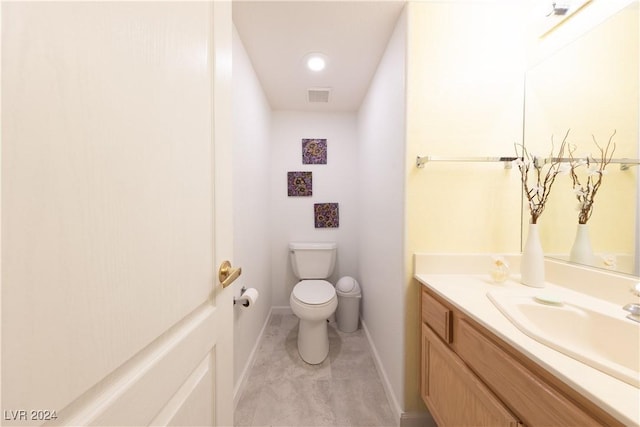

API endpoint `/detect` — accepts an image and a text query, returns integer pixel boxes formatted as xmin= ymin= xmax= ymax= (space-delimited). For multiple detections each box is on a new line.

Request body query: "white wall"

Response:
xmin=270 ymin=111 xmax=359 ymax=306
xmin=232 ymin=26 xmax=273 ymax=395
xmin=356 ymin=7 xmax=407 ymax=417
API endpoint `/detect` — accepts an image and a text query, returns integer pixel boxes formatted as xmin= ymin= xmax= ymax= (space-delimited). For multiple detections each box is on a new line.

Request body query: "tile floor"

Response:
xmin=234 ymin=313 xmax=398 ymax=427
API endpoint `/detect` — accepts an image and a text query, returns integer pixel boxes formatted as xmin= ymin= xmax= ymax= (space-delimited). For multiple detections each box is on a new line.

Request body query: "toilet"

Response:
xmin=289 ymin=242 xmax=338 ymax=364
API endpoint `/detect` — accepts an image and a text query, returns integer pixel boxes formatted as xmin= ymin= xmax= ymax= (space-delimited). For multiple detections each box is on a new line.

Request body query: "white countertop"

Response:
xmin=415 ymin=273 xmax=640 ymax=426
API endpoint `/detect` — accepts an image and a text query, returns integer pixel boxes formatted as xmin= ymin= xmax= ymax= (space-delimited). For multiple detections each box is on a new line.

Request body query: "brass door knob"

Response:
xmin=218 ymin=260 xmax=242 ymax=288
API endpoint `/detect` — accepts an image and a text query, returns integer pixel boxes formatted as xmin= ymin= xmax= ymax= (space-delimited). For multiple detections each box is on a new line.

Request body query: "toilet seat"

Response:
xmin=292 ymin=280 xmax=335 ymax=305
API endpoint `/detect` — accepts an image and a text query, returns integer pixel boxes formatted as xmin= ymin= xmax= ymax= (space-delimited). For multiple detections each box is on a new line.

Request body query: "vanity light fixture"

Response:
xmin=547 ymin=1 xmax=570 ymax=16
xmin=539 ymin=0 xmax=591 ymax=36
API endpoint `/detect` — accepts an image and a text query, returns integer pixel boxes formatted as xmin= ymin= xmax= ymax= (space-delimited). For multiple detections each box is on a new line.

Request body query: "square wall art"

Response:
xmin=302 ymin=138 xmax=327 ymax=164
xmin=314 ymin=203 xmax=339 ymax=228
xmin=287 ymin=171 xmax=312 ymax=197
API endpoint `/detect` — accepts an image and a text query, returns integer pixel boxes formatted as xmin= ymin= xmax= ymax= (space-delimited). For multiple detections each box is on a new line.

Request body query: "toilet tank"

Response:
xmin=289 ymin=242 xmax=337 ymax=279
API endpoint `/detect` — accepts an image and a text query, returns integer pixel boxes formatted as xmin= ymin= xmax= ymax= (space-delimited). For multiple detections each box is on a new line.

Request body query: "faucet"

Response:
xmin=623 ymin=283 xmax=640 ymax=323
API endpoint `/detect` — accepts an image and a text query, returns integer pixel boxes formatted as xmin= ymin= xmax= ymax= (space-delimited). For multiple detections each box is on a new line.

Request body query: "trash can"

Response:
xmin=335 ymin=276 xmax=361 ymax=333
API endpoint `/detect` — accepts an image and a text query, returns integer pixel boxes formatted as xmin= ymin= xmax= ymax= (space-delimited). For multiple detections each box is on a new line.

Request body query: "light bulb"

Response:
xmin=306 ymin=55 xmax=326 ymax=72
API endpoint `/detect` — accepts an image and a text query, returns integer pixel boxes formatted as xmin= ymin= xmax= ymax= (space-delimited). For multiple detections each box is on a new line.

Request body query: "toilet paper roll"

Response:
xmin=236 ymin=288 xmax=259 ymax=308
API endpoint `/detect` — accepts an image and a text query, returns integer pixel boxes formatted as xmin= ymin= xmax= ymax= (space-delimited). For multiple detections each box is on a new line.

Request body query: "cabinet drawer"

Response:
xmin=421 ymin=289 xmax=452 ymax=343
xmin=456 ymin=319 xmax=602 ymax=427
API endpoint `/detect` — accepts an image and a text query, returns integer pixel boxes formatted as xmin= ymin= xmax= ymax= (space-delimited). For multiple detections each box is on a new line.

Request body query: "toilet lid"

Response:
xmin=292 ymin=280 xmax=335 ymax=305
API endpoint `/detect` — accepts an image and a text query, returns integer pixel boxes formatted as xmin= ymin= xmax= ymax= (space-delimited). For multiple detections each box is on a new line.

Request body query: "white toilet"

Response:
xmin=289 ymin=242 xmax=338 ymax=364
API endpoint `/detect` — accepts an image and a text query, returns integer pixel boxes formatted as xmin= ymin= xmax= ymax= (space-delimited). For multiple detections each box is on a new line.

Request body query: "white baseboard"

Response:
xmin=361 ymin=318 xmax=402 ymax=427
xmin=233 ymin=307 xmax=274 ymax=409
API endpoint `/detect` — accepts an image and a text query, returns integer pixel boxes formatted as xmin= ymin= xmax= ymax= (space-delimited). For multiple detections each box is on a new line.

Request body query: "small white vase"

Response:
xmin=570 ymin=224 xmax=595 ymax=266
xmin=521 ymin=223 xmax=545 ymax=288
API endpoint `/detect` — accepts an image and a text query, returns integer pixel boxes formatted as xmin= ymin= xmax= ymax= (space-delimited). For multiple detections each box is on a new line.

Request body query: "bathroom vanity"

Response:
xmin=415 ymin=256 xmax=640 ymax=427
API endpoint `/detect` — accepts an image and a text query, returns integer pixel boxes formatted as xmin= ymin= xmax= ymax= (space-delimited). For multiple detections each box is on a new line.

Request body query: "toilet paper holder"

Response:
xmin=234 ymin=286 xmax=248 ymax=306
xmin=234 ymin=286 xmax=259 ymax=308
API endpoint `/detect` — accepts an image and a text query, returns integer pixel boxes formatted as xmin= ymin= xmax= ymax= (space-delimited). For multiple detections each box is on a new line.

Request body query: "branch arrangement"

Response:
xmin=569 ymin=130 xmax=616 ymax=224
xmin=515 ymin=130 xmax=570 ymax=224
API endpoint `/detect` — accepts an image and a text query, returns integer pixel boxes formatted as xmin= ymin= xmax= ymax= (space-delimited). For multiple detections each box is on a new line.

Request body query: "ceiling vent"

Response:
xmin=307 ymin=88 xmax=331 ymax=103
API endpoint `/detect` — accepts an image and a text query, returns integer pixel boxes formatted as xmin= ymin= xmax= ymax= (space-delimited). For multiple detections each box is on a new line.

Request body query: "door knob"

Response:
xmin=218 ymin=260 xmax=242 ymax=288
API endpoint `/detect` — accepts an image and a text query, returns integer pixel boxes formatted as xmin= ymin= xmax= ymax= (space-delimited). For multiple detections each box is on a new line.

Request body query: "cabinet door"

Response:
xmin=422 ymin=323 xmax=520 ymax=427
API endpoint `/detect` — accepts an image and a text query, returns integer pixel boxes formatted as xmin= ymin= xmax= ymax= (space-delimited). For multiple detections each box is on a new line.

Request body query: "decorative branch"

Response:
xmin=515 ymin=129 xmax=571 ymax=224
xmin=569 ymin=130 xmax=616 ymax=224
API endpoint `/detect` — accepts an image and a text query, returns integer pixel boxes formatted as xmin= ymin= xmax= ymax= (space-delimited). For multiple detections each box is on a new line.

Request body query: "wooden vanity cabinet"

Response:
xmin=420 ymin=286 xmax=623 ymax=427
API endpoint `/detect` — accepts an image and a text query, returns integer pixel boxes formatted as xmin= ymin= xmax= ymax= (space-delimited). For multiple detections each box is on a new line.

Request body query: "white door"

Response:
xmin=1 ymin=2 xmax=234 ymax=426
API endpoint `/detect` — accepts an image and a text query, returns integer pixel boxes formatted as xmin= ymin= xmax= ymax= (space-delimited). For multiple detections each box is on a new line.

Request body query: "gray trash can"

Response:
xmin=335 ymin=276 xmax=361 ymax=333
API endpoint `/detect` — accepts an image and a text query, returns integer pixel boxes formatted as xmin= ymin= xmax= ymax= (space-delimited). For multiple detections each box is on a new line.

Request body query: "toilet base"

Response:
xmin=290 ymin=289 xmax=337 ymax=365
xmin=297 ymin=318 xmax=330 ymax=364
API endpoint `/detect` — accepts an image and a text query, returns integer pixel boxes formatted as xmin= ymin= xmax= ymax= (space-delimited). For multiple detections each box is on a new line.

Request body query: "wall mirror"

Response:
xmin=523 ymin=1 xmax=639 ymax=276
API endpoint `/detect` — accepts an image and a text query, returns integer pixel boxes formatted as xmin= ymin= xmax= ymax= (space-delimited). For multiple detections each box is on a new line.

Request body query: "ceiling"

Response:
xmin=232 ymin=1 xmax=406 ymax=112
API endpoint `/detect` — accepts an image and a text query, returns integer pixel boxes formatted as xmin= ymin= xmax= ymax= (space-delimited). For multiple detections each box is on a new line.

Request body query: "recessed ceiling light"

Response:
xmin=305 ymin=53 xmax=327 ymax=72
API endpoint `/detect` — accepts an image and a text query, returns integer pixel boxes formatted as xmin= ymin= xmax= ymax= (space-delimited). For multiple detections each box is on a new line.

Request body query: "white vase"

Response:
xmin=521 ymin=223 xmax=545 ymax=288
xmin=570 ymin=224 xmax=595 ymax=266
